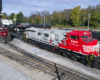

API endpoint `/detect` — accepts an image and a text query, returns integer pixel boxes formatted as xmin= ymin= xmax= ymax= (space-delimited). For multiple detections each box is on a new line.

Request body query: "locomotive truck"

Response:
xmin=22 ymin=27 xmax=100 ymax=68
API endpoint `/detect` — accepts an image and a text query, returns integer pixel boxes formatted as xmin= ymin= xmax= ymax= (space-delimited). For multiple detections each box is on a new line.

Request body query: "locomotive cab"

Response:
xmin=62 ymin=30 xmax=99 ymax=56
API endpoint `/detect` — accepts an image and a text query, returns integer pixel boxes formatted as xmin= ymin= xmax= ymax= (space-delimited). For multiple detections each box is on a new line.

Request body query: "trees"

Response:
xmin=2 ymin=12 xmax=7 ymax=19
xmin=51 ymin=11 xmax=58 ymax=25
xmin=16 ymin=11 xmax=24 ymax=23
xmin=10 ymin=13 xmax=15 ymax=20
xmin=90 ymin=10 xmax=100 ymax=28
xmin=34 ymin=12 xmax=41 ymax=24
xmin=41 ymin=10 xmax=51 ymax=24
xmin=28 ymin=13 xmax=37 ymax=23
xmin=2 ymin=4 xmax=100 ymax=28
xmin=63 ymin=9 xmax=72 ymax=26
xmin=81 ymin=9 xmax=87 ymax=27
xmin=35 ymin=16 xmax=41 ymax=24
xmin=70 ymin=6 xmax=81 ymax=27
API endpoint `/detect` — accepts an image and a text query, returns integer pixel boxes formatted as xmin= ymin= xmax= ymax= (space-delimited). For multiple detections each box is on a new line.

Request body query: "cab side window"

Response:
xmin=70 ymin=35 xmax=76 ymax=40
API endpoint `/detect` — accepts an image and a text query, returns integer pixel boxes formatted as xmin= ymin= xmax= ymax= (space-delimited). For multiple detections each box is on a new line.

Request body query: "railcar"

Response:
xmin=22 ymin=27 xmax=100 ymax=68
xmin=0 ymin=26 xmax=10 ymax=42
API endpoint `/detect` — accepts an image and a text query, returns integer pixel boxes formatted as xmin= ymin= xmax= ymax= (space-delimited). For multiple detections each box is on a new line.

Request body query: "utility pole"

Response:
xmin=0 ymin=0 xmax=2 ymax=26
xmin=88 ymin=14 xmax=90 ymax=30
xmin=44 ymin=12 xmax=45 ymax=27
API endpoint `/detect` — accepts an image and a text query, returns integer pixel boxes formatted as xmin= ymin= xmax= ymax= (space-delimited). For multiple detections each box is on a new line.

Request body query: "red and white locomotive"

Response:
xmin=0 ymin=26 xmax=10 ymax=42
xmin=23 ymin=27 xmax=100 ymax=67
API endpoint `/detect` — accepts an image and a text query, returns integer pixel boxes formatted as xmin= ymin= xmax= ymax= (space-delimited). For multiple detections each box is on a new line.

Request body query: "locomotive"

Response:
xmin=22 ymin=27 xmax=100 ymax=68
xmin=0 ymin=26 xmax=10 ymax=42
xmin=0 ymin=0 xmax=10 ymax=42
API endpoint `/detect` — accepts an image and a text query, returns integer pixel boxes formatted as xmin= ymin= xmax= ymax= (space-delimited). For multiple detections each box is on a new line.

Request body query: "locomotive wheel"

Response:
xmin=80 ymin=58 xmax=86 ymax=65
xmin=70 ymin=54 xmax=77 ymax=61
xmin=35 ymin=43 xmax=37 ymax=46
xmin=80 ymin=60 xmax=85 ymax=64
xmin=92 ymin=58 xmax=98 ymax=68
xmin=32 ymin=41 xmax=35 ymax=45
xmin=28 ymin=40 xmax=32 ymax=44
xmin=62 ymin=53 xmax=66 ymax=57
xmin=56 ymin=51 xmax=61 ymax=55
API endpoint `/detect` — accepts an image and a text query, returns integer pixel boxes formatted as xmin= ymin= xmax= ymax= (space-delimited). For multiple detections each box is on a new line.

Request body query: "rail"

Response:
xmin=0 ymin=44 xmax=97 ymax=80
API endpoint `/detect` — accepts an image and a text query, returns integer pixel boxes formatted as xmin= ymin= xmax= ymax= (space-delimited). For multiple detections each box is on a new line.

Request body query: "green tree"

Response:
xmin=10 ymin=13 xmax=15 ymax=20
xmin=51 ymin=11 xmax=57 ymax=25
xmin=96 ymin=5 xmax=100 ymax=12
xmin=28 ymin=13 xmax=36 ymax=23
xmin=70 ymin=6 xmax=81 ymax=27
xmin=16 ymin=11 xmax=24 ymax=23
xmin=86 ymin=6 xmax=92 ymax=14
xmin=62 ymin=9 xmax=72 ymax=26
xmin=2 ymin=12 xmax=7 ymax=19
xmin=90 ymin=10 xmax=100 ymax=28
xmin=34 ymin=15 xmax=41 ymax=24
xmin=28 ymin=18 xmax=32 ymax=23
xmin=81 ymin=9 xmax=87 ymax=27
xmin=34 ymin=12 xmax=41 ymax=24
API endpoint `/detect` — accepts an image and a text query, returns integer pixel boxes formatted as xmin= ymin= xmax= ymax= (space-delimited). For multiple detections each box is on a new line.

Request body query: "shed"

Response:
xmin=2 ymin=19 xmax=13 ymax=25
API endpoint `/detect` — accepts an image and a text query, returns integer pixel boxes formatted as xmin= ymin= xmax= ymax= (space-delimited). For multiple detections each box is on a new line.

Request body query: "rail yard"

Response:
xmin=0 ymin=25 xmax=100 ymax=80
xmin=0 ymin=21 xmax=100 ymax=80
xmin=0 ymin=46 xmax=94 ymax=80
xmin=0 ymin=38 xmax=100 ymax=80
xmin=0 ymin=0 xmax=100 ymax=79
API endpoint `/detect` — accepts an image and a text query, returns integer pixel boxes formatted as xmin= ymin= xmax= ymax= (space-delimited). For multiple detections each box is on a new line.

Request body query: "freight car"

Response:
xmin=22 ymin=27 xmax=100 ymax=68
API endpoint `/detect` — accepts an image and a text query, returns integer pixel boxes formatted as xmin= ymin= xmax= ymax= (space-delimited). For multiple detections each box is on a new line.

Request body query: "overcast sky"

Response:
xmin=2 ymin=0 xmax=100 ymax=16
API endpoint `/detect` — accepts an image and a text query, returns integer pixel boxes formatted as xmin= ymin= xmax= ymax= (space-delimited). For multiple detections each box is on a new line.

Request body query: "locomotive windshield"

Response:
xmin=81 ymin=35 xmax=88 ymax=39
xmin=89 ymin=35 xmax=92 ymax=38
xmin=81 ymin=35 xmax=92 ymax=39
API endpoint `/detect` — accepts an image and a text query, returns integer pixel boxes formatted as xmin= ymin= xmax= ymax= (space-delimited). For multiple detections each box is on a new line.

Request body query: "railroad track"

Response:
xmin=10 ymin=32 xmax=100 ymax=70
xmin=0 ymin=44 xmax=97 ymax=80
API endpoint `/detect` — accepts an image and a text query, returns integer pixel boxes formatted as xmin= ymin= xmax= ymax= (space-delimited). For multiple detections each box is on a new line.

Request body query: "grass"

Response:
xmin=52 ymin=25 xmax=100 ymax=30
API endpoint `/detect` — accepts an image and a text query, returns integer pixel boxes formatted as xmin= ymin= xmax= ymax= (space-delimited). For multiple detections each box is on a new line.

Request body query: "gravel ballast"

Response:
xmin=8 ymin=38 xmax=100 ymax=80
xmin=0 ymin=58 xmax=33 ymax=80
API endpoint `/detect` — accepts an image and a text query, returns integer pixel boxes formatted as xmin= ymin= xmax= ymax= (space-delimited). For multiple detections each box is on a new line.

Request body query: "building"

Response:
xmin=2 ymin=19 xmax=13 ymax=26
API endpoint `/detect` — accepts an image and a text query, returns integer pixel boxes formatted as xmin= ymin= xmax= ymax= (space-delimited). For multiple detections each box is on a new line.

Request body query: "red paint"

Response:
xmin=50 ymin=38 xmax=52 ymax=43
xmin=58 ymin=30 xmax=99 ymax=56
xmin=0 ymin=27 xmax=9 ymax=37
